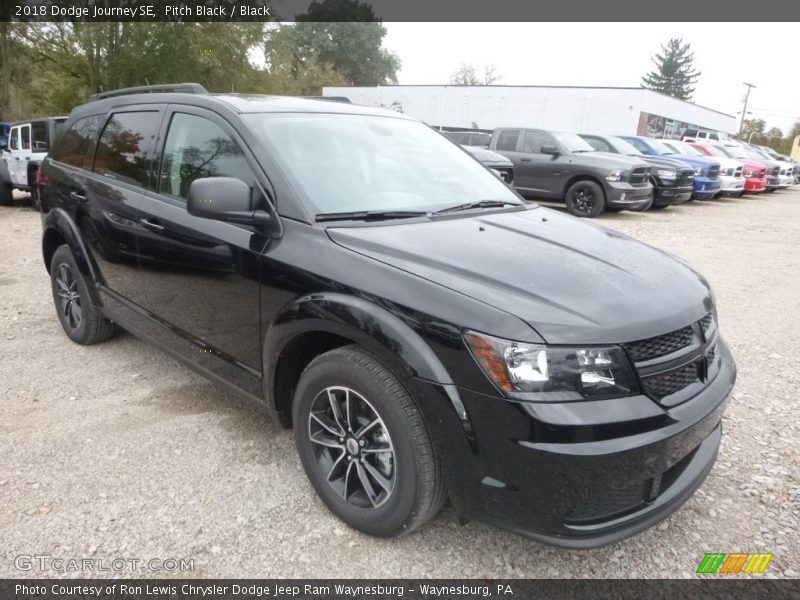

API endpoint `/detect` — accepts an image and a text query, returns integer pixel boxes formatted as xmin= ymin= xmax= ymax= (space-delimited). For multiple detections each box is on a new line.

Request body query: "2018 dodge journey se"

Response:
xmin=39 ymin=84 xmax=736 ymax=548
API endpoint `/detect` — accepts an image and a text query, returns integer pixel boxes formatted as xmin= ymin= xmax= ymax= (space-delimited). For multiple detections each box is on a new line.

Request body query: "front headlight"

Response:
xmin=721 ymin=168 xmax=735 ymax=176
xmin=464 ymin=331 xmax=639 ymax=401
xmin=744 ymin=170 xmax=756 ymax=178
xmin=695 ymin=167 xmax=705 ymax=176
xmin=605 ymin=170 xmax=625 ymax=182
xmin=656 ymin=169 xmax=677 ymax=179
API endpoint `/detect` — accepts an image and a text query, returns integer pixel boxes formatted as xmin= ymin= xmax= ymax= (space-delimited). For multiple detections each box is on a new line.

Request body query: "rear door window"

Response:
xmin=93 ymin=111 xmax=161 ymax=188
xmin=31 ymin=122 xmax=50 ymax=152
xmin=9 ymin=127 xmax=18 ymax=150
xmin=495 ymin=130 xmax=520 ymax=152
xmin=50 ymin=115 xmax=104 ymax=169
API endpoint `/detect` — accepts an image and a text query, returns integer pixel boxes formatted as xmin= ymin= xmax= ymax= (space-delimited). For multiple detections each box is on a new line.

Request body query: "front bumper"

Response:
xmin=653 ymin=183 xmax=693 ymax=206
xmin=692 ymin=177 xmax=722 ymax=198
xmin=766 ymin=176 xmax=781 ymax=189
xmin=605 ymin=182 xmax=653 ymax=209
xmin=414 ymin=339 xmax=736 ymax=548
xmin=744 ymin=177 xmax=767 ymax=193
xmin=778 ymin=175 xmax=794 ymax=188
xmin=718 ymin=175 xmax=745 ymax=195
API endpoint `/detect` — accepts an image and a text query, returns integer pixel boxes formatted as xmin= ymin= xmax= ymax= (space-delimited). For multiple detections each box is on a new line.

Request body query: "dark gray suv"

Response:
xmin=490 ymin=128 xmax=653 ymax=217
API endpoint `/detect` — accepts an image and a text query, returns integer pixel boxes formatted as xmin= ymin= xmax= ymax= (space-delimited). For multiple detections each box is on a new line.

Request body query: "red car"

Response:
xmin=690 ymin=142 xmax=767 ymax=193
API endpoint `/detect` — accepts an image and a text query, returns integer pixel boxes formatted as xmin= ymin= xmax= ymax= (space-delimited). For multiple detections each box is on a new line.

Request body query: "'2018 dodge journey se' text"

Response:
xmin=39 ymin=83 xmax=736 ymax=548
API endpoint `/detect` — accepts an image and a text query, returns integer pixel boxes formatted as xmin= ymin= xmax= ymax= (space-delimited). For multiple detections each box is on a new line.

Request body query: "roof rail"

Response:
xmin=90 ymin=83 xmax=208 ymax=102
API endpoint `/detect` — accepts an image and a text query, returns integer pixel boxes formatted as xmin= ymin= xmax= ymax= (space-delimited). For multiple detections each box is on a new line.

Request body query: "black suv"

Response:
xmin=489 ymin=128 xmax=653 ymax=217
xmin=40 ymin=84 xmax=735 ymax=548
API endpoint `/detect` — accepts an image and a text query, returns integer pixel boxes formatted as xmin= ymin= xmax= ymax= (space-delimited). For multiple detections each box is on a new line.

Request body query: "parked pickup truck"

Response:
xmin=579 ymin=133 xmax=693 ymax=209
xmin=618 ymin=136 xmax=721 ymax=200
xmin=0 ymin=116 xmax=66 ymax=208
xmin=462 ymin=146 xmax=514 ymax=185
xmin=490 ymin=128 xmax=653 ymax=217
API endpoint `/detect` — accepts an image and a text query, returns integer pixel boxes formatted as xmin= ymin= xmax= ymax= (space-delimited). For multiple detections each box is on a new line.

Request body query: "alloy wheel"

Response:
xmin=573 ymin=188 xmax=595 ymax=214
xmin=55 ymin=262 xmax=82 ymax=331
xmin=307 ymin=386 xmax=396 ymax=509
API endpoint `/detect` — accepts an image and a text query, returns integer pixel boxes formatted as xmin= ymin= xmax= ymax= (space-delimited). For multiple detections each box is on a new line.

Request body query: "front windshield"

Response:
xmin=608 ymin=136 xmax=643 ymax=156
xmin=669 ymin=141 xmax=705 ymax=157
xmin=244 ymin=113 xmax=521 ymax=216
xmin=648 ymin=139 xmax=677 ymax=155
xmin=552 ymin=132 xmax=595 ymax=153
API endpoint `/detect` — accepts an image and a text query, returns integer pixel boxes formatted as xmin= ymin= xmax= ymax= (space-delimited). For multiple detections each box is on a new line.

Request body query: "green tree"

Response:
xmin=641 ymin=38 xmax=701 ymax=101
xmin=266 ymin=0 xmax=400 ymax=88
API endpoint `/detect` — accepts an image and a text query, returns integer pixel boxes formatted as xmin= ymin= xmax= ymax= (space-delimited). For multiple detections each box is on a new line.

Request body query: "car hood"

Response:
xmin=715 ymin=157 xmax=744 ymax=170
xmin=662 ymin=154 xmax=719 ymax=169
xmin=327 ymin=207 xmax=712 ymax=344
xmin=463 ymin=146 xmax=513 ymax=166
xmin=569 ymin=152 xmax=649 ymax=170
xmin=639 ymin=155 xmax=694 ymax=170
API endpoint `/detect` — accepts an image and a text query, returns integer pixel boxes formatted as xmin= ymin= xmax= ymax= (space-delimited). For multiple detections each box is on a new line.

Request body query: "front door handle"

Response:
xmin=140 ymin=218 xmax=165 ymax=233
xmin=520 ymin=158 xmax=532 ymax=162
xmin=69 ymin=191 xmax=88 ymax=203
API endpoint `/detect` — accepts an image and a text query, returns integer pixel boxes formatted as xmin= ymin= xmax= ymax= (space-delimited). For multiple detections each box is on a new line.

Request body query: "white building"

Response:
xmin=322 ymin=85 xmax=737 ymax=139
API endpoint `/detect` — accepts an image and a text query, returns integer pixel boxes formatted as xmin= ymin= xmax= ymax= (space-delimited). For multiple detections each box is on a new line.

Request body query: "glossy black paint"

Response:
xmin=39 ymin=92 xmax=736 ymax=547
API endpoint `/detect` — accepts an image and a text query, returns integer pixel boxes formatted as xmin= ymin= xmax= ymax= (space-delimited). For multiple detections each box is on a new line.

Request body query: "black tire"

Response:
xmin=28 ymin=169 xmax=41 ymax=210
xmin=50 ymin=245 xmax=115 ymax=345
xmin=0 ymin=183 xmax=12 ymax=206
xmin=564 ymin=180 xmax=605 ymax=218
xmin=293 ymin=345 xmax=445 ymax=537
xmin=652 ymin=202 xmax=669 ymax=209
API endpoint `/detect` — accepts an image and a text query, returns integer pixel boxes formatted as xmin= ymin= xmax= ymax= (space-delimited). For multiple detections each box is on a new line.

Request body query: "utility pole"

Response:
xmin=739 ymin=82 xmax=756 ymax=136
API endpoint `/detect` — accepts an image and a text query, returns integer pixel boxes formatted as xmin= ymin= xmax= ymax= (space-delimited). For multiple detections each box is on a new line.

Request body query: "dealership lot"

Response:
xmin=1 ymin=190 xmax=798 ymax=578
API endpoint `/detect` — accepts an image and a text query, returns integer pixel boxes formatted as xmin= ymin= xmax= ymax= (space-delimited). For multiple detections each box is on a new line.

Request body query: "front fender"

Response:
xmin=43 ymin=208 xmax=102 ymax=305
xmin=264 ymin=292 xmax=455 ymax=390
xmin=0 ymin=157 xmax=11 ymax=185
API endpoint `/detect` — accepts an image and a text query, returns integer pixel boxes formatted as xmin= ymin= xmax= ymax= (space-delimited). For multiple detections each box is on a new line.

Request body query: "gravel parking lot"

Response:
xmin=1 ymin=190 xmax=798 ymax=579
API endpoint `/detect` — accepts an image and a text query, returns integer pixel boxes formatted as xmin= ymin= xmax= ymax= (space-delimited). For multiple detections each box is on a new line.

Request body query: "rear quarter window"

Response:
xmin=50 ymin=115 xmax=104 ymax=169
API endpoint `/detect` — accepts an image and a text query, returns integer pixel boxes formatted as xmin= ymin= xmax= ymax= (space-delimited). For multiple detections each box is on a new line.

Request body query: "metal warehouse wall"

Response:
xmin=323 ymin=85 xmax=737 ymax=136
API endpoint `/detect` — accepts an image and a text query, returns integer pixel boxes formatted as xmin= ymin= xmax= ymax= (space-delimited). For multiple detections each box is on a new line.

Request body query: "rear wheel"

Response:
xmin=565 ymin=180 xmax=605 ymax=218
xmin=50 ymin=245 xmax=115 ymax=345
xmin=293 ymin=346 xmax=444 ymax=537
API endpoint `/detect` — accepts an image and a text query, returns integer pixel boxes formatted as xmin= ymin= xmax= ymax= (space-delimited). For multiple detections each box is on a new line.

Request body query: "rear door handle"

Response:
xmin=520 ymin=157 xmax=532 ymax=162
xmin=140 ymin=218 xmax=165 ymax=233
xmin=69 ymin=191 xmax=88 ymax=203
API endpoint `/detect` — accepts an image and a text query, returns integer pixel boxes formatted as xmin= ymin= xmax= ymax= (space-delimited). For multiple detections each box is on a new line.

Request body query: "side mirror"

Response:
xmin=187 ymin=177 xmax=271 ymax=226
xmin=541 ymin=145 xmax=560 ymax=156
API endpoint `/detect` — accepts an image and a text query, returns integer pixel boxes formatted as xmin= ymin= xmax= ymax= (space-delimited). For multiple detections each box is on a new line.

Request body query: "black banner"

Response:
xmin=2 ymin=579 xmax=800 ymax=600
xmin=3 ymin=0 xmax=800 ymax=22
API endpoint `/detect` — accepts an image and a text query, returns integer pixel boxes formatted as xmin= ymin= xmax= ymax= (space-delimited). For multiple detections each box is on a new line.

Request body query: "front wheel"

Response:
xmin=293 ymin=346 xmax=445 ymax=537
xmin=565 ymin=180 xmax=605 ymax=218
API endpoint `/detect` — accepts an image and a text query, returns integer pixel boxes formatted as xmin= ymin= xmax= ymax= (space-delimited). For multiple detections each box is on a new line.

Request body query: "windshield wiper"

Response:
xmin=435 ymin=199 xmax=521 ymax=214
xmin=315 ymin=210 xmax=428 ymax=222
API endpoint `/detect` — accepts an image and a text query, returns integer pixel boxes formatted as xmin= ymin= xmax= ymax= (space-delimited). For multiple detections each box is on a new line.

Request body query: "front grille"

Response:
xmin=699 ymin=313 xmax=713 ymax=335
xmin=566 ymin=480 xmax=648 ymax=524
xmin=707 ymin=165 xmax=720 ymax=180
xmin=629 ymin=167 xmax=648 ymax=186
xmin=626 ymin=326 xmax=694 ymax=361
xmin=678 ymin=169 xmax=694 ymax=185
xmin=771 ymin=166 xmax=780 ymax=176
xmin=642 ymin=360 xmax=701 ymax=400
xmin=734 ymin=166 xmax=743 ymax=177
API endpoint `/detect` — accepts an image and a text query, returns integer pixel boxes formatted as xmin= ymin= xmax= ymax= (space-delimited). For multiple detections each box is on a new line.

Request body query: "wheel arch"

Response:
xmin=42 ymin=208 xmax=102 ymax=305
xmin=562 ymin=173 xmax=607 ymax=199
xmin=263 ymin=293 xmax=456 ymax=428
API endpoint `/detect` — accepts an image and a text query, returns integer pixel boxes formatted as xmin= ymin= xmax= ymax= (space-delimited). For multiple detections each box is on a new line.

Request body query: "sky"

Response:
xmin=382 ymin=23 xmax=800 ymax=135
